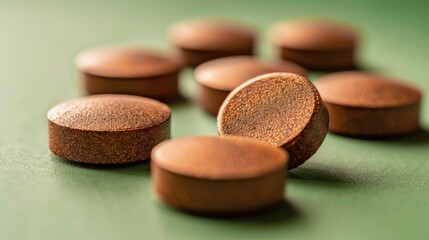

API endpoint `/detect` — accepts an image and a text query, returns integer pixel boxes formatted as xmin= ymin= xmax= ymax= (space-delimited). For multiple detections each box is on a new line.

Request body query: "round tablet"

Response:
xmin=169 ymin=19 xmax=256 ymax=67
xmin=151 ymin=136 xmax=288 ymax=215
xmin=48 ymin=94 xmax=171 ymax=164
xmin=195 ymin=56 xmax=308 ymax=115
xmin=270 ymin=19 xmax=359 ymax=71
xmin=218 ymin=72 xmax=329 ymax=169
xmin=76 ymin=46 xmax=181 ymax=101
xmin=314 ymin=71 xmax=422 ymax=137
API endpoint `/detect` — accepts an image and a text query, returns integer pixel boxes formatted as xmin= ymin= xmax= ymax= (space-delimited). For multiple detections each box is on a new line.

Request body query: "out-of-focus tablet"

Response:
xmin=270 ymin=19 xmax=359 ymax=71
xmin=151 ymin=136 xmax=288 ymax=215
xmin=169 ymin=19 xmax=256 ymax=67
xmin=76 ymin=46 xmax=181 ymax=101
xmin=315 ymin=71 xmax=422 ymax=137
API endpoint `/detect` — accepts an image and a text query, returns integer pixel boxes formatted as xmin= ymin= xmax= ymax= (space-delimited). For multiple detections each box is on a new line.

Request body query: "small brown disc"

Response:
xmin=195 ymin=56 xmax=308 ymax=115
xmin=151 ymin=136 xmax=288 ymax=215
xmin=314 ymin=71 xmax=422 ymax=137
xmin=76 ymin=46 xmax=181 ymax=101
xmin=270 ymin=19 xmax=359 ymax=71
xmin=169 ymin=19 xmax=256 ymax=67
xmin=218 ymin=72 xmax=329 ymax=169
xmin=48 ymin=94 xmax=171 ymax=164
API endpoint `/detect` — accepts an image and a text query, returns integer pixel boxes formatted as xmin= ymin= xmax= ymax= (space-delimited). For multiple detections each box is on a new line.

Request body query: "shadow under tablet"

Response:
xmin=50 ymin=154 xmax=151 ymax=177
xmin=288 ymin=168 xmax=357 ymax=184
xmin=328 ymin=127 xmax=429 ymax=146
xmin=382 ymin=127 xmax=429 ymax=146
xmin=156 ymin=198 xmax=301 ymax=224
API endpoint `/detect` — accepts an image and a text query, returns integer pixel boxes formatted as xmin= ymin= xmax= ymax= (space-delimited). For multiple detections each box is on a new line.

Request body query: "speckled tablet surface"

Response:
xmin=217 ymin=72 xmax=329 ymax=169
xmin=48 ymin=94 xmax=171 ymax=163
xmin=194 ymin=56 xmax=307 ymax=114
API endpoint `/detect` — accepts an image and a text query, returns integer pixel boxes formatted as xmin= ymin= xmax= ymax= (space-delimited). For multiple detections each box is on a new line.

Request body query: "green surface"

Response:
xmin=1 ymin=0 xmax=428 ymax=239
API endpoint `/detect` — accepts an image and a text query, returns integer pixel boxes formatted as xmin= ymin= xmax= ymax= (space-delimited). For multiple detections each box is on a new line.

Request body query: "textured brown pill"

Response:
xmin=218 ymin=72 xmax=329 ymax=169
xmin=76 ymin=46 xmax=181 ymax=101
xmin=314 ymin=71 xmax=422 ymax=137
xmin=169 ymin=19 xmax=256 ymax=67
xmin=270 ymin=19 xmax=358 ymax=71
xmin=48 ymin=94 xmax=171 ymax=164
xmin=195 ymin=56 xmax=308 ymax=115
xmin=151 ymin=136 xmax=288 ymax=215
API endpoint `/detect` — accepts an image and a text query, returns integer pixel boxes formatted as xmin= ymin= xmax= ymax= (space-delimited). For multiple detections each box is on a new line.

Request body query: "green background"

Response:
xmin=1 ymin=0 xmax=428 ymax=239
